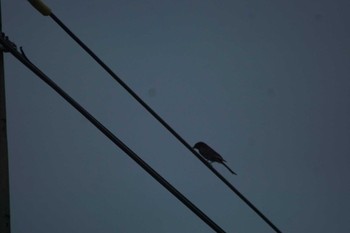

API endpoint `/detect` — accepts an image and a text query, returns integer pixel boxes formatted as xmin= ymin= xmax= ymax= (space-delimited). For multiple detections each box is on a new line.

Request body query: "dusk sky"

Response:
xmin=3 ymin=0 xmax=350 ymax=232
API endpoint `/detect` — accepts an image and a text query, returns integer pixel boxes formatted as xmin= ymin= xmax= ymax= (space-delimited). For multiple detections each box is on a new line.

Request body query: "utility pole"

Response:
xmin=0 ymin=1 xmax=11 ymax=233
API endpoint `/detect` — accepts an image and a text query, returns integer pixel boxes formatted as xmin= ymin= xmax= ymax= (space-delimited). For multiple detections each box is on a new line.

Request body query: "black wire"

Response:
xmin=48 ymin=12 xmax=282 ymax=233
xmin=0 ymin=35 xmax=226 ymax=233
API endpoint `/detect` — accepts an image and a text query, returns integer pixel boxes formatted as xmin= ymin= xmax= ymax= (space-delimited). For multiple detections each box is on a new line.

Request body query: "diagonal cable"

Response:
xmin=26 ymin=1 xmax=282 ymax=232
xmin=0 ymin=33 xmax=226 ymax=233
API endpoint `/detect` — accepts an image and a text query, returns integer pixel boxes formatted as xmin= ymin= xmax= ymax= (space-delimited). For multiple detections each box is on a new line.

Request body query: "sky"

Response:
xmin=2 ymin=0 xmax=350 ymax=232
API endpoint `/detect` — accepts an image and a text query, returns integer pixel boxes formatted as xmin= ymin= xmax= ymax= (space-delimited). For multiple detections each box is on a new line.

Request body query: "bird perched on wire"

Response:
xmin=193 ymin=141 xmax=237 ymax=175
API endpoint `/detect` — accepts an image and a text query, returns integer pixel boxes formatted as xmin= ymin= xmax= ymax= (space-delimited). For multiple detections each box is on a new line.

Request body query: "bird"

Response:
xmin=193 ymin=141 xmax=237 ymax=175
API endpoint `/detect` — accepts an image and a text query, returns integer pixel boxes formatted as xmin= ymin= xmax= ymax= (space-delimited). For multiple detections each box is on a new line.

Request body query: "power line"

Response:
xmin=26 ymin=1 xmax=282 ymax=232
xmin=48 ymin=11 xmax=282 ymax=232
xmin=0 ymin=34 xmax=226 ymax=233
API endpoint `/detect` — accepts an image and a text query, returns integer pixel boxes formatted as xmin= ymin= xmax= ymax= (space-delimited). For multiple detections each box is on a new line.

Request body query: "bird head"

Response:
xmin=193 ymin=141 xmax=206 ymax=150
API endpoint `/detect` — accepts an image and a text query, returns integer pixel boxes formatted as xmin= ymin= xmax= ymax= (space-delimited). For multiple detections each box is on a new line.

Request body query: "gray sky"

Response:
xmin=3 ymin=0 xmax=350 ymax=232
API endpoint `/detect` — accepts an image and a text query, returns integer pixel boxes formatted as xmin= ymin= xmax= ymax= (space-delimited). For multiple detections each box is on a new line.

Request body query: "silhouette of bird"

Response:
xmin=193 ymin=141 xmax=237 ymax=175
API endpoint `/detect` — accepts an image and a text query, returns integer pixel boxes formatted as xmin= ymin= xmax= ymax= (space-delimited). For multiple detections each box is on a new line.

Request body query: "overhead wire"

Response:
xmin=0 ymin=33 xmax=226 ymax=233
xmin=27 ymin=1 xmax=282 ymax=232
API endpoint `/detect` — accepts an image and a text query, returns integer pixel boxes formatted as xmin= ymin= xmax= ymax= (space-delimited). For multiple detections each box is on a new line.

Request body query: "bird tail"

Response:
xmin=222 ymin=163 xmax=237 ymax=175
